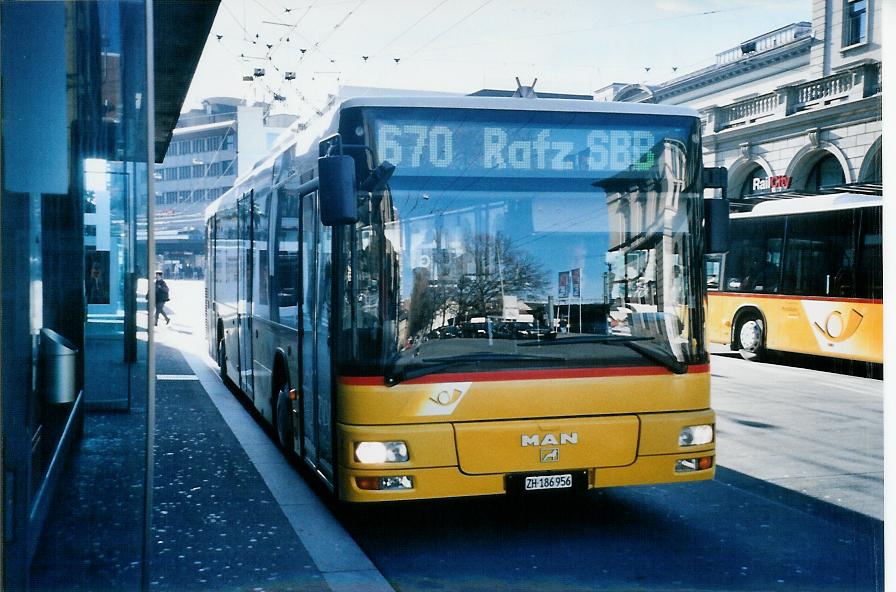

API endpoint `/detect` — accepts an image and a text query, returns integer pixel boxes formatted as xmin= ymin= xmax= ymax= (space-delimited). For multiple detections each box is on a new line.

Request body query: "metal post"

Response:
xmin=142 ymin=0 xmax=157 ymax=589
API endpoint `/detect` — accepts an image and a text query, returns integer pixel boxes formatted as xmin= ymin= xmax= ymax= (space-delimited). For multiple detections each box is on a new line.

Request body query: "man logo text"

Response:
xmin=521 ymin=432 xmax=578 ymax=447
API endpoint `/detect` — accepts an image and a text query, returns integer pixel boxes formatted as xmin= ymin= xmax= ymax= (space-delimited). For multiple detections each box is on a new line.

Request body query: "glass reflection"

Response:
xmin=341 ymin=111 xmax=703 ymax=380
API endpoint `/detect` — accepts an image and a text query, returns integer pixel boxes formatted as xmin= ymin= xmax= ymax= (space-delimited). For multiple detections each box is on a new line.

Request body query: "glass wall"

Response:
xmin=1 ymin=2 xmax=152 ymax=589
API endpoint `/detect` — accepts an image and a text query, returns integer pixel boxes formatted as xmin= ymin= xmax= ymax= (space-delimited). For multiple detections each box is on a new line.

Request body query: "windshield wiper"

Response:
xmin=622 ymin=340 xmax=687 ymax=375
xmin=519 ymin=334 xmax=687 ymax=374
xmin=384 ymin=352 xmax=563 ymax=386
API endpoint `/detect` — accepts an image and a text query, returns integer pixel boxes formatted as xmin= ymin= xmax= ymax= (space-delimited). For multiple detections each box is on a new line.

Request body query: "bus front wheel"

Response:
xmin=217 ymin=339 xmax=227 ymax=381
xmin=736 ymin=316 xmax=766 ymax=362
xmin=275 ymin=383 xmax=294 ymax=451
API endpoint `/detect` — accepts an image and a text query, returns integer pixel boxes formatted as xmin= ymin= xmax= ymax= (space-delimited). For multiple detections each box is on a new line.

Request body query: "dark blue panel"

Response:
xmin=1 ymin=2 xmax=69 ymax=194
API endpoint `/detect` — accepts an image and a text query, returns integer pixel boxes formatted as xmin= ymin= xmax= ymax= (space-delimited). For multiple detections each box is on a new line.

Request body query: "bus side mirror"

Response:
xmin=318 ymin=155 xmax=357 ymax=226
xmin=702 ymin=166 xmax=729 ymax=254
xmin=704 ymin=198 xmax=729 ymax=254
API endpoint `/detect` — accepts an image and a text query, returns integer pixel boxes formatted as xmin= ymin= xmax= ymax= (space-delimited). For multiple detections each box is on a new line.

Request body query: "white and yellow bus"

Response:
xmin=206 ymin=92 xmax=727 ymax=502
xmin=706 ymin=193 xmax=882 ymax=364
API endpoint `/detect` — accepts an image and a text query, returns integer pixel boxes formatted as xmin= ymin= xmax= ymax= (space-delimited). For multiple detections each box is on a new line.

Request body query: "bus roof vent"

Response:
xmin=513 ymin=77 xmax=538 ymax=98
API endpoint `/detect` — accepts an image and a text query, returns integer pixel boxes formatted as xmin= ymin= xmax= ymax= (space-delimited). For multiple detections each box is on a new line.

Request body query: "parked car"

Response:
xmin=427 ymin=325 xmax=462 ymax=339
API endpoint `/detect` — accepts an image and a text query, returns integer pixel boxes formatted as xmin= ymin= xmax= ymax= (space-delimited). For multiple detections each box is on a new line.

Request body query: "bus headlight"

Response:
xmin=678 ymin=425 xmax=714 ymax=447
xmin=354 ymin=441 xmax=409 ymax=464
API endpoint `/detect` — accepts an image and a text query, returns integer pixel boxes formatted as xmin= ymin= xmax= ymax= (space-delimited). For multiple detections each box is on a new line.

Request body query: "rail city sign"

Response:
xmin=752 ymin=175 xmax=792 ymax=193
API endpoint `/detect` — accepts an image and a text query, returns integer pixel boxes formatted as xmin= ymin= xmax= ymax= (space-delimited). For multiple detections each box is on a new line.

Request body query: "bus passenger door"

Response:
xmin=300 ymin=192 xmax=335 ymax=482
xmin=315 ymin=206 xmax=334 ymax=480
xmin=301 ymin=194 xmax=318 ymax=466
xmin=238 ymin=191 xmax=255 ymax=399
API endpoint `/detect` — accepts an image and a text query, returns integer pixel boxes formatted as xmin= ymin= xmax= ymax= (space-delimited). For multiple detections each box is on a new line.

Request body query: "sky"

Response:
xmin=183 ymin=0 xmax=811 ymax=120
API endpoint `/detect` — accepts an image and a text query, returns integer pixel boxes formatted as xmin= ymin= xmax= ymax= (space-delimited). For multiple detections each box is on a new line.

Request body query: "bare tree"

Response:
xmin=453 ymin=232 xmax=547 ymax=320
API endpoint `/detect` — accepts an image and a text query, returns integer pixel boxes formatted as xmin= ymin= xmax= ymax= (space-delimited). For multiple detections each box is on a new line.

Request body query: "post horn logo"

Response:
xmin=813 ymin=309 xmax=863 ymax=343
xmin=430 ymin=388 xmax=464 ymax=406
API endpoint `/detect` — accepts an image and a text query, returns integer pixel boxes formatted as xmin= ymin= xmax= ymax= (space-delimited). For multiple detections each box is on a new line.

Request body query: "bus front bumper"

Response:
xmin=339 ymin=451 xmax=715 ymax=502
xmin=338 ymin=453 xmax=715 ymax=502
xmin=338 ymin=409 xmax=715 ymax=502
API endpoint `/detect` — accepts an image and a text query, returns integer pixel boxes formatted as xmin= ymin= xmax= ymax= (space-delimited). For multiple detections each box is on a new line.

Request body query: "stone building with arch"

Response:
xmin=595 ymin=0 xmax=882 ymax=207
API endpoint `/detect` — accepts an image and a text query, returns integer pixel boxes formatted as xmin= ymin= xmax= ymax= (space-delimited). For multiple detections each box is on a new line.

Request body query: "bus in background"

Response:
xmin=206 ymin=91 xmax=728 ymax=502
xmin=706 ymin=193 xmax=882 ymax=365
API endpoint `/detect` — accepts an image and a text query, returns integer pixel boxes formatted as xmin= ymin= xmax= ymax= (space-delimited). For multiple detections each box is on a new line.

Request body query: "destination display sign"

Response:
xmin=371 ymin=116 xmax=690 ymax=178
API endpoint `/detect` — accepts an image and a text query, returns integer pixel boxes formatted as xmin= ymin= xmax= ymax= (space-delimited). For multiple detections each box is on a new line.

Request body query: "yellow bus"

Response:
xmin=206 ymin=92 xmax=726 ymax=502
xmin=706 ymin=193 xmax=882 ymax=364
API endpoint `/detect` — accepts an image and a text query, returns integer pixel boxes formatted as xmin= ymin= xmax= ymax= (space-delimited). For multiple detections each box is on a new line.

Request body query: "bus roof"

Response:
xmin=339 ymin=93 xmax=700 ymax=118
xmin=733 ymin=192 xmax=881 ymax=218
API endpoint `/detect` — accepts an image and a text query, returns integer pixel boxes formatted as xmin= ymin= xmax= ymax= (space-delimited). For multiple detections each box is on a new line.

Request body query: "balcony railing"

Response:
xmin=715 ymin=92 xmax=779 ymax=129
xmin=702 ymin=61 xmax=880 ymax=133
xmin=793 ymin=71 xmax=854 ymax=110
xmin=716 ymin=22 xmax=811 ymax=65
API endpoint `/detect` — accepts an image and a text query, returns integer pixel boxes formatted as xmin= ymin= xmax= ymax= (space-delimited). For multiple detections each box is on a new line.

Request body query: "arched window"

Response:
xmin=861 ymin=148 xmax=882 ymax=183
xmin=738 ymin=166 xmax=768 ymax=197
xmin=805 ymin=153 xmax=845 ymax=191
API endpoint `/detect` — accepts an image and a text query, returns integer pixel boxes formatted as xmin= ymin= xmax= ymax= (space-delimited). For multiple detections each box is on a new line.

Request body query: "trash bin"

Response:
xmin=39 ymin=328 xmax=78 ymax=404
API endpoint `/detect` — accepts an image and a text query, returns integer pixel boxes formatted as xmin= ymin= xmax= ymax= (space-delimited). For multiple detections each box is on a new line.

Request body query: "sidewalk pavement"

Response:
xmin=30 ymin=322 xmax=393 ymax=592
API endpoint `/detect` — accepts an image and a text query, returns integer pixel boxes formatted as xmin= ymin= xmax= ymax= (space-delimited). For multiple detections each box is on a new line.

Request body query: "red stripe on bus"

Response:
xmin=710 ymin=292 xmax=882 ymax=305
xmin=339 ymin=364 xmax=710 ymax=386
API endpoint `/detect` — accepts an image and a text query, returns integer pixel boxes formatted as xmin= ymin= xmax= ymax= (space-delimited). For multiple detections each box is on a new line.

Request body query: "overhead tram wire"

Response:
xmin=218 ymin=0 xmax=555 ymax=118
xmin=408 ymin=7 xmax=742 ymax=57
xmin=216 ymin=0 xmax=339 ymax=115
xmin=247 ymin=0 xmax=359 ymax=84
xmin=265 ymin=0 xmax=361 ymax=65
xmin=262 ymin=1 xmax=317 ymax=58
xmin=247 ymin=0 xmax=280 ymax=20
xmin=219 ymin=0 xmax=255 ymax=43
xmin=224 ymin=0 xmax=730 ymax=125
xmin=303 ymin=0 xmax=467 ymax=93
xmin=258 ymin=0 xmax=371 ymax=113
xmin=311 ymin=0 xmax=367 ymax=56
xmin=367 ymin=0 xmax=451 ymax=59
xmin=221 ymin=1 xmax=744 ymax=96
xmin=409 ymin=0 xmax=494 ymax=56
xmin=219 ymin=0 xmax=329 ymax=64
xmin=212 ymin=27 xmax=330 ymax=119
xmin=263 ymin=0 xmax=291 ymax=17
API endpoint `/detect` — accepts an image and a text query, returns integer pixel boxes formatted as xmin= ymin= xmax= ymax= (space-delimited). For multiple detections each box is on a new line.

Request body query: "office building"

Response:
xmin=153 ymin=98 xmax=297 ymax=276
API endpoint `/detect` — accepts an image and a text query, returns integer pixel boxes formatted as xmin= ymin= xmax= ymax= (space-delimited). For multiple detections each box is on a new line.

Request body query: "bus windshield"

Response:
xmin=339 ymin=107 xmax=705 ymax=378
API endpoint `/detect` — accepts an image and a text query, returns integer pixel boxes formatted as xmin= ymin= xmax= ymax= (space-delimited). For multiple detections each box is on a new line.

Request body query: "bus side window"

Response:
xmin=725 ymin=219 xmax=782 ymax=293
xmin=856 ymin=208 xmax=882 ymax=300
xmin=274 ymin=188 xmax=300 ymax=328
xmin=782 ymin=210 xmax=854 ymax=296
xmin=705 ymin=254 xmax=722 ymax=290
xmin=831 ymin=249 xmax=855 ymax=297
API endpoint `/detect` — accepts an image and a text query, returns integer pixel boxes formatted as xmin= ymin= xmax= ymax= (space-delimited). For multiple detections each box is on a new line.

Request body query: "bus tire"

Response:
xmin=736 ymin=315 xmax=766 ymax=362
xmin=275 ymin=383 xmax=294 ymax=451
xmin=217 ymin=338 xmax=227 ymax=381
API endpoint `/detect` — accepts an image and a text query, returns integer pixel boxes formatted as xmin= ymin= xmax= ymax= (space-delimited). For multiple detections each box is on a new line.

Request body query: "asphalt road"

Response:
xmin=711 ymin=350 xmax=883 ymax=520
xmin=339 ymin=478 xmax=881 ymax=591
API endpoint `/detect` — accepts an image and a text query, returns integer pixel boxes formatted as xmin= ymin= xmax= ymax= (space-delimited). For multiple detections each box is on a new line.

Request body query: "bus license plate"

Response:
xmin=524 ymin=474 xmax=573 ymax=491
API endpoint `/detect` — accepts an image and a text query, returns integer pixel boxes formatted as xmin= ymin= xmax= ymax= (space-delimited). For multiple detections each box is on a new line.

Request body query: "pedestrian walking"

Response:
xmin=153 ymin=270 xmax=171 ymax=326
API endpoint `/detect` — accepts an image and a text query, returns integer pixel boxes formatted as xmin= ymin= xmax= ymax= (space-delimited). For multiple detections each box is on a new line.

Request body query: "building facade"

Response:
xmin=596 ymin=0 xmax=882 ymax=205
xmin=153 ymin=98 xmax=296 ymax=276
xmin=1 ymin=2 xmax=215 ymax=589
